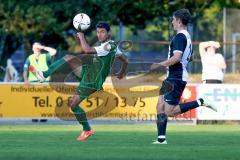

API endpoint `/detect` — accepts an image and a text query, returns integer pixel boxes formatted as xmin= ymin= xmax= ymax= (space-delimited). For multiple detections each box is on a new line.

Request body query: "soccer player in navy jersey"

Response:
xmin=151 ymin=9 xmax=217 ymax=144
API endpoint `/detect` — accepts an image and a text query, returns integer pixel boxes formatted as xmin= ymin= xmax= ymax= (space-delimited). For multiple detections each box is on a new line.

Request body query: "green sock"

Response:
xmin=72 ymin=106 xmax=91 ymax=131
xmin=43 ymin=59 xmax=66 ymax=78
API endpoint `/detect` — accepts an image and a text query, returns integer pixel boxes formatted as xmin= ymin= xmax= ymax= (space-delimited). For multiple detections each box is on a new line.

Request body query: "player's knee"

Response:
xmin=68 ymin=96 xmax=80 ymax=108
xmin=165 ymin=111 xmax=174 ymax=117
xmin=157 ymin=100 xmax=164 ymax=107
xmin=164 ymin=106 xmax=176 ymax=117
xmin=68 ymin=99 xmax=76 ymax=108
xmin=157 ymin=104 xmax=165 ymax=114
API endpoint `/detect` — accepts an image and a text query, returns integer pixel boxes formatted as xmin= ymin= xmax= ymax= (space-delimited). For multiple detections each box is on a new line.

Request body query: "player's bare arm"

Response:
xmin=151 ymin=52 xmax=182 ymax=70
xmin=160 ymin=52 xmax=182 ymax=67
xmin=76 ymin=32 xmax=96 ymax=54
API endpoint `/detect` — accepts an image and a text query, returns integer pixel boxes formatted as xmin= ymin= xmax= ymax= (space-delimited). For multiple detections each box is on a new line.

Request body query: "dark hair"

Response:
xmin=96 ymin=21 xmax=110 ymax=32
xmin=173 ymin=9 xmax=191 ymax=25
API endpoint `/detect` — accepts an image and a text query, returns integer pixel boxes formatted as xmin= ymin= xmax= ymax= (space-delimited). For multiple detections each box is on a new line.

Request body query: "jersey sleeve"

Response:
xmin=115 ymin=46 xmax=123 ymax=56
xmin=172 ymin=33 xmax=187 ymax=54
xmin=94 ymin=42 xmax=110 ymax=57
xmin=94 ymin=41 xmax=118 ymax=57
xmin=23 ymin=58 xmax=30 ymax=71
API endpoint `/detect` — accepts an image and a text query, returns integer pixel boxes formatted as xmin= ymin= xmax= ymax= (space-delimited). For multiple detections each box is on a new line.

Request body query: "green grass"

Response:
xmin=0 ymin=124 xmax=239 ymax=160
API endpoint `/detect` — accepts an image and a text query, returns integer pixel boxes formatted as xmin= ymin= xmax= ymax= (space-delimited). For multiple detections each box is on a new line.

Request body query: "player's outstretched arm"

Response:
xmin=161 ymin=52 xmax=182 ymax=67
xmin=76 ymin=32 xmax=96 ymax=54
xmin=114 ymin=54 xmax=128 ymax=79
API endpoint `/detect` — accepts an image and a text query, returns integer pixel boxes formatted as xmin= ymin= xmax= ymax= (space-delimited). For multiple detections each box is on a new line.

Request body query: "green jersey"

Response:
xmin=78 ymin=40 xmax=121 ymax=91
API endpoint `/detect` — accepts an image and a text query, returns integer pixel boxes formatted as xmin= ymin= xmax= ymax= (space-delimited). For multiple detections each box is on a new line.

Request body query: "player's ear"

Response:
xmin=107 ymin=31 xmax=111 ymax=39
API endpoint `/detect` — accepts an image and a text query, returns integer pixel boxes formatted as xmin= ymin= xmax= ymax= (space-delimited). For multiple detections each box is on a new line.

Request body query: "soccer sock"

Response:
xmin=179 ymin=98 xmax=203 ymax=113
xmin=157 ymin=113 xmax=167 ymax=142
xmin=71 ymin=106 xmax=91 ymax=131
xmin=43 ymin=59 xmax=66 ymax=78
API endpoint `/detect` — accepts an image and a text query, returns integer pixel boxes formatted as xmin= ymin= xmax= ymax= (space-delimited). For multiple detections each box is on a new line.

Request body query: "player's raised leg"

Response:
xmin=29 ymin=55 xmax=79 ymax=82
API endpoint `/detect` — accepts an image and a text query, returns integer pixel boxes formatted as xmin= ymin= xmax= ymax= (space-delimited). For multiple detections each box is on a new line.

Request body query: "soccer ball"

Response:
xmin=73 ymin=13 xmax=91 ymax=31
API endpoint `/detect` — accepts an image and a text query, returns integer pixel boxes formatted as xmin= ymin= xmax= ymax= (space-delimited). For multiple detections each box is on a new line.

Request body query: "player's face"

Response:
xmin=32 ymin=44 xmax=41 ymax=54
xmin=96 ymin=28 xmax=109 ymax=42
xmin=171 ymin=16 xmax=180 ymax=31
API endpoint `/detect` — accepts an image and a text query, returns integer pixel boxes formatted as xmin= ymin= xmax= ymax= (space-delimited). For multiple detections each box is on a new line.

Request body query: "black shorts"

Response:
xmin=202 ymin=79 xmax=222 ymax=84
xmin=161 ymin=79 xmax=187 ymax=105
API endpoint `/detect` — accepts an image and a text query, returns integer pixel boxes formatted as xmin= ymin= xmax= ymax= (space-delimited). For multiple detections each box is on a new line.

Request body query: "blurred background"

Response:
xmin=0 ymin=0 xmax=240 ymax=82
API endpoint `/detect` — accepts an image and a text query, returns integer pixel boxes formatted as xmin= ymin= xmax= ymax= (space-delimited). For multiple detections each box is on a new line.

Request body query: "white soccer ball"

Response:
xmin=73 ymin=13 xmax=91 ymax=31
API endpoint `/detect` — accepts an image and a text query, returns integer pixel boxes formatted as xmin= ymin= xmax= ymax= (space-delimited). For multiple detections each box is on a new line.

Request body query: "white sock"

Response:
xmin=197 ymin=99 xmax=202 ymax=106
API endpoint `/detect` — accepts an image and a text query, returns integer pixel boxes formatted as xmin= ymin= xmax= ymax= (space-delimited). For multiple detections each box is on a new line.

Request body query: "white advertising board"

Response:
xmin=197 ymin=84 xmax=240 ymax=120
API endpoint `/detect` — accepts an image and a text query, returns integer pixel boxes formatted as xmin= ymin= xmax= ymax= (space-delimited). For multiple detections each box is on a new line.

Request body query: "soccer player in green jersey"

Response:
xmin=30 ymin=21 xmax=128 ymax=140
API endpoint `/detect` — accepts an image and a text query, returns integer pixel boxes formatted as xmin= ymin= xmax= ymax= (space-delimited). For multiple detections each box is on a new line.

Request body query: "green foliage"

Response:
xmin=0 ymin=0 xmax=240 ymax=58
xmin=0 ymin=1 xmax=71 ymax=38
xmin=196 ymin=2 xmax=223 ymax=41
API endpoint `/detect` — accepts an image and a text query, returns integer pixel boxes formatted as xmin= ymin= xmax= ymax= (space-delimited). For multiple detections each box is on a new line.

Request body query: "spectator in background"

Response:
xmin=23 ymin=42 xmax=56 ymax=83
xmin=199 ymin=41 xmax=226 ymax=83
xmin=4 ymin=59 xmax=19 ymax=82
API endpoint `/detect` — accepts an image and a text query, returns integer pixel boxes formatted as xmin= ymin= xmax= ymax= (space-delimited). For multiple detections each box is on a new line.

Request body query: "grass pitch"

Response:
xmin=0 ymin=124 xmax=239 ymax=160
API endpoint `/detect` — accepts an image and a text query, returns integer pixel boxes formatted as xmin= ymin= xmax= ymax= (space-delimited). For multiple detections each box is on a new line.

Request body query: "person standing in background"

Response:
xmin=199 ymin=41 xmax=226 ymax=83
xmin=23 ymin=42 xmax=56 ymax=83
xmin=4 ymin=59 xmax=19 ymax=82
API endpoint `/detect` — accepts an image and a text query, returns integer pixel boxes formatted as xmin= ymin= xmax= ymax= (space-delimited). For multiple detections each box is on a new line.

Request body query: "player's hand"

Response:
xmin=116 ymin=73 xmax=125 ymax=79
xmin=111 ymin=73 xmax=125 ymax=80
xmin=209 ymin=41 xmax=220 ymax=49
xmin=214 ymin=41 xmax=221 ymax=48
xmin=77 ymin=24 xmax=85 ymax=32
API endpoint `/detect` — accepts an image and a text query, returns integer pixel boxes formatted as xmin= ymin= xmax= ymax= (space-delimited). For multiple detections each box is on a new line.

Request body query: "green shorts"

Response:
xmin=76 ymin=85 xmax=99 ymax=100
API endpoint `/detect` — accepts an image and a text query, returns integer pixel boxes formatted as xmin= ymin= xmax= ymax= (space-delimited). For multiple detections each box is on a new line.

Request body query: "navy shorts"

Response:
xmin=161 ymin=79 xmax=187 ymax=105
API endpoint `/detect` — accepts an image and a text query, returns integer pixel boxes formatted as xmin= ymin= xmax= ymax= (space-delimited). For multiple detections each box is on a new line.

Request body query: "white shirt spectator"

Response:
xmin=199 ymin=41 xmax=226 ymax=83
xmin=4 ymin=59 xmax=19 ymax=82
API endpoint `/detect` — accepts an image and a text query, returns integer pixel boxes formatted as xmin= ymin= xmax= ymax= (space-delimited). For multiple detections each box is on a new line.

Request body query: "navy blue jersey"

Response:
xmin=167 ymin=30 xmax=192 ymax=81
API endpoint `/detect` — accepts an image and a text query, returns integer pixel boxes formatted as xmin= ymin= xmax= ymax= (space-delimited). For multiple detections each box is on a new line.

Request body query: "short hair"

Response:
xmin=33 ymin=42 xmax=41 ymax=46
xmin=96 ymin=21 xmax=110 ymax=32
xmin=173 ymin=9 xmax=191 ymax=26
